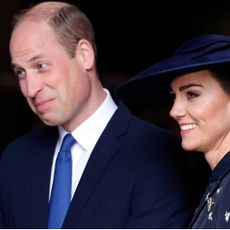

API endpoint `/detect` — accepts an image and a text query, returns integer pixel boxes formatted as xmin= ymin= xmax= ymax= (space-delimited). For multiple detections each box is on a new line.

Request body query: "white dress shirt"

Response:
xmin=49 ymin=89 xmax=118 ymax=199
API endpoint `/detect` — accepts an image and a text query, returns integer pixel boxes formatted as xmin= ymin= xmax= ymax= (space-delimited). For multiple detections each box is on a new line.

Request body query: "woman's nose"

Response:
xmin=169 ymin=100 xmax=186 ymax=120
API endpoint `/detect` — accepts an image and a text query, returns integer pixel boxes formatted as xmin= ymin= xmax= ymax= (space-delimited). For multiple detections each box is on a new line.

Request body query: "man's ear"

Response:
xmin=75 ymin=39 xmax=95 ymax=70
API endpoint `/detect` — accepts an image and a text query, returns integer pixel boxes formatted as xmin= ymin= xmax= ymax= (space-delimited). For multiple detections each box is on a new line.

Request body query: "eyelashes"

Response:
xmin=169 ymin=90 xmax=176 ymax=101
xmin=186 ymin=91 xmax=200 ymax=99
xmin=169 ymin=90 xmax=200 ymax=102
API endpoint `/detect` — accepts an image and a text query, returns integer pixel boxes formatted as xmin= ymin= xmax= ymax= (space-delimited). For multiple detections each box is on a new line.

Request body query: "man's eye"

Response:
xmin=14 ymin=69 xmax=25 ymax=79
xmin=38 ymin=63 xmax=47 ymax=69
xmin=16 ymin=70 xmax=22 ymax=76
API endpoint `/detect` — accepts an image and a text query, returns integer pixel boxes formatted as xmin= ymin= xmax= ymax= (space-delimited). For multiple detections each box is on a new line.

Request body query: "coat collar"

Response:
xmin=28 ymin=102 xmax=132 ymax=228
xmin=189 ymin=151 xmax=230 ymax=227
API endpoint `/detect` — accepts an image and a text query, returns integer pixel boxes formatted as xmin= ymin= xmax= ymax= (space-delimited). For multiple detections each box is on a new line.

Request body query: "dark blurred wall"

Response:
xmin=0 ymin=0 xmax=228 ymax=204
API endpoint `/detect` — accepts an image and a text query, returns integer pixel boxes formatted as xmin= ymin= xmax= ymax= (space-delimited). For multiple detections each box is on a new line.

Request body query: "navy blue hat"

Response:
xmin=116 ymin=34 xmax=230 ymax=104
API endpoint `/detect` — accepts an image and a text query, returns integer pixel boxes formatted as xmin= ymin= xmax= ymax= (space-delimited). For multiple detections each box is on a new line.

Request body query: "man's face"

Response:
xmin=10 ymin=20 xmax=93 ymax=130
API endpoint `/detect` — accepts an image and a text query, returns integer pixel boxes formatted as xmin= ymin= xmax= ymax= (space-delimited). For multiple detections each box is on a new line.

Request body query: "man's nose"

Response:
xmin=24 ymin=73 xmax=42 ymax=98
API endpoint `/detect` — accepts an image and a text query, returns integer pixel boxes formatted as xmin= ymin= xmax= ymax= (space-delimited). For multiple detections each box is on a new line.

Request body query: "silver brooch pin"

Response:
xmin=205 ymin=192 xmax=210 ymax=201
xmin=208 ymin=211 xmax=213 ymax=221
xmin=217 ymin=187 xmax=222 ymax=195
xmin=225 ymin=211 xmax=230 ymax=223
xmin=207 ymin=197 xmax=215 ymax=213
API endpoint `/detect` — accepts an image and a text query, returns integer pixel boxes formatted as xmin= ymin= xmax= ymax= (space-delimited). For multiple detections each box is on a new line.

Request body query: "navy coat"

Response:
xmin=189 ymin=152 xmax=230 ymax=228
xmin=0 ymin=102 xmax=193 ymax=228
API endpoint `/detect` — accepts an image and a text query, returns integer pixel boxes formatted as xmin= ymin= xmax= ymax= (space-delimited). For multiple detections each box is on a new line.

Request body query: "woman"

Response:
xmin=116 ymin=34 xmax=230 ymax=228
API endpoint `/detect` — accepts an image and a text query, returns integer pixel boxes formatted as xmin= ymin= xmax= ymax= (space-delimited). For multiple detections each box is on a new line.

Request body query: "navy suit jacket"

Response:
xmin=0 ymin=102 xmax=193 ymax=228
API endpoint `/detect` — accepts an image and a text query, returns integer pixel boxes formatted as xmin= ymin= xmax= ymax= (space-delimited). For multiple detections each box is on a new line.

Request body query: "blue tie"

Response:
xmin=48 ymin=133 xmax=76 ymax=229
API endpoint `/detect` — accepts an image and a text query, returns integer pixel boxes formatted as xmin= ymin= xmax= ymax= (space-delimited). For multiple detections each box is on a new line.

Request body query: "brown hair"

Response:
xmin=209 ymin=63 xmax=230 ymax=95
xmin=12 ymin=2 xmax=97 ymax=58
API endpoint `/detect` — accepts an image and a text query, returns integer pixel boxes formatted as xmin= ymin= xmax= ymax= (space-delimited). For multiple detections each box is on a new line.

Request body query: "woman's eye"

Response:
xmin=187 ymin=91 xmax=199 ymax=99
xmin=169 ymin=90 xmax=176 ymax=101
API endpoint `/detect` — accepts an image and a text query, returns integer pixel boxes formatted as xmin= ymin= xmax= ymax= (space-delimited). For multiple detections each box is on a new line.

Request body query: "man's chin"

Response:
xmin=38 ymin=116 xmax=61 ymax=127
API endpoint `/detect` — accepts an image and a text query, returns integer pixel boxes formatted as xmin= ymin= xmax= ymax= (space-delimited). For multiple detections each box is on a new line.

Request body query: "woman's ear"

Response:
xmin=75 ymin=39 xmax=95 ymax=70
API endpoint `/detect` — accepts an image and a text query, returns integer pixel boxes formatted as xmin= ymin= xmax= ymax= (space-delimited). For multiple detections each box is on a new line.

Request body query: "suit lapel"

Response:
xmin=30 ymin=127 xmax=58 ymax=228
xmin=63 ymin=102 xmax=131 ymax=228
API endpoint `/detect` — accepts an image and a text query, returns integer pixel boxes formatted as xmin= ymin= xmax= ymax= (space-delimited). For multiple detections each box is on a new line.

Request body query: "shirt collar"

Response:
xmin=210 ymin=151 xmax=230 ymax=183
xmin=58 ymin=89 xmax=117 ymax=153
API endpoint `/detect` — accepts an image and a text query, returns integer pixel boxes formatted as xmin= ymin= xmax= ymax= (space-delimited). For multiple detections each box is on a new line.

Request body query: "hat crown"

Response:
xmin=115 ymin=34 xmax=230 ymax=104
xmin=174 ymin=34 xmax=230 ymax=58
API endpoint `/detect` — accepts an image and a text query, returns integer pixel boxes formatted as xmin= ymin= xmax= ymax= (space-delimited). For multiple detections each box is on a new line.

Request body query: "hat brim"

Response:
xmin=115 ymin=56 xmax=230 ymax=105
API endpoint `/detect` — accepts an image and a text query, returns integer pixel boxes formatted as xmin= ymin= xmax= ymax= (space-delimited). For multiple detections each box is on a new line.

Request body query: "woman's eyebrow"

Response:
xmin=179 ymin=83 xmax=203 ymax=91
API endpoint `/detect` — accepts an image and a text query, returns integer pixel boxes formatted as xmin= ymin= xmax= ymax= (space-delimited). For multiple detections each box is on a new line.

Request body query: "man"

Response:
xmin=0 ymin=1 xmax=192 ymax=228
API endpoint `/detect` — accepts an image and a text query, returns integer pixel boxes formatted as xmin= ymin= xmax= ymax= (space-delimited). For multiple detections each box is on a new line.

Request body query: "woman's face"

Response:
xmin=170 ymin=70 xmax=230 ymax=155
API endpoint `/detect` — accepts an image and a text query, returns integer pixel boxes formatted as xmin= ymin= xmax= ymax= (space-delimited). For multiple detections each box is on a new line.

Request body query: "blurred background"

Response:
xmin=2 ymin=0 xmax=230 ymax=147
xmin=1 ymin=0 xmax=230 ymax=205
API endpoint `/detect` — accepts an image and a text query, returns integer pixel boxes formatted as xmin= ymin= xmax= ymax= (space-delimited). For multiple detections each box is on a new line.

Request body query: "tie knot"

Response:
xmin=60 ymin=133 xmax=76 ymax=152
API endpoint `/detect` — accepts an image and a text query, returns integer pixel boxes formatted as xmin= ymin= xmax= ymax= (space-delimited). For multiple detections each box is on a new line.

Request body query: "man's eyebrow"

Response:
xmin=11 ymin=55 xmax=45 ymax=69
